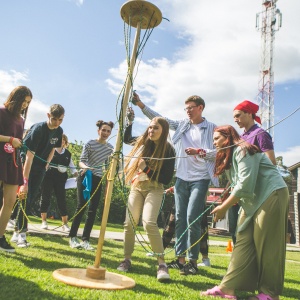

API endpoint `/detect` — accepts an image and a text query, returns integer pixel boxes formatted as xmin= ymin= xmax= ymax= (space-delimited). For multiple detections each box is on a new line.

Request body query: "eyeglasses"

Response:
xmin=184 ymin=105 xmax=199 ymax=111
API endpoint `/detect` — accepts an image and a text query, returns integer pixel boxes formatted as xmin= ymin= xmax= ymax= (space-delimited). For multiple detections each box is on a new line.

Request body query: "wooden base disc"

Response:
xmin=53 ymin=268 xmax=136 ymax=290
xmin=121 ymin=0 xmax=162 ymax=29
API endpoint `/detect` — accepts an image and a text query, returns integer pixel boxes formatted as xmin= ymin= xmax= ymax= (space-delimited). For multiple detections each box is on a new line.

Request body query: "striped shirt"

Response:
xmin=142 ymin=105 xmax=219 ymax=187
xmin=80 ymin=140 xmax=113 ymax=177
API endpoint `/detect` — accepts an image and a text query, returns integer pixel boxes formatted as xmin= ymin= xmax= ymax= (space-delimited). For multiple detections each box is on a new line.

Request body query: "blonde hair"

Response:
xmin=62 ymin=134 xmax=69 ymax=147
xmin=124 ymin=117 xmax=170 ymax=183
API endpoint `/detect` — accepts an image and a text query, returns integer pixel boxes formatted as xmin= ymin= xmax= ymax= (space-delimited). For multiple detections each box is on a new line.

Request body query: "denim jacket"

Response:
xmin=142 ymin=105 xmax=219 ymax=187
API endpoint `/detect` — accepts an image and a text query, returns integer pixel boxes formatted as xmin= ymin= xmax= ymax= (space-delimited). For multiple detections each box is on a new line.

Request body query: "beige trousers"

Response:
xmin=220 ymin=187 xmax=289 ymax=297
xmin=123 ymin=181 xmax=164 ymax=257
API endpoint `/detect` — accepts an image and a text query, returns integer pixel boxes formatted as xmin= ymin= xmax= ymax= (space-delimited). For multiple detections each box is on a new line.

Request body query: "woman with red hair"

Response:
xmin=201 ymin=125 xmax=289 ymax=300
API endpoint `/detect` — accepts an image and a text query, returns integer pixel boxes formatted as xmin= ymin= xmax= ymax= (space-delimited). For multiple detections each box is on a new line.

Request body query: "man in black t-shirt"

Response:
xmin=11 ymin=104 xmax=65 ymax=247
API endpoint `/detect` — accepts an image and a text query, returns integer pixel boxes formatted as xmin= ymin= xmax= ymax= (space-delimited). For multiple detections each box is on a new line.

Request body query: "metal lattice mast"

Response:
xmin=256 ymin=0 xmax=282 ymax=139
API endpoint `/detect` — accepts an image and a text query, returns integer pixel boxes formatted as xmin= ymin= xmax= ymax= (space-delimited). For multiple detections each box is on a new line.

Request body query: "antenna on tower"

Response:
xmin=256 ymin=0 xmax=282 ymax=140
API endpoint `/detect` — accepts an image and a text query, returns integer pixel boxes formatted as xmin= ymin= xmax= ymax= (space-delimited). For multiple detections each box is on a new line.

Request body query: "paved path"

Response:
xmin=24 ymin=223 xmax=300 ymax=252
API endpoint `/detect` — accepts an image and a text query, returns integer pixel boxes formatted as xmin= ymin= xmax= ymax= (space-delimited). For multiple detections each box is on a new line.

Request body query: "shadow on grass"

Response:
xmin=0 ymin=273 xmax=66 ymax=300
xmin=281 ymin=286 xmax=300 ymax=299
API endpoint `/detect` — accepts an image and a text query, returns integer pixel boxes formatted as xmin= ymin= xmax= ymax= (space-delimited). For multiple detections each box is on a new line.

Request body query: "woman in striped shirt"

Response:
xmin=68 ymin=120 xmax=114 ymax=251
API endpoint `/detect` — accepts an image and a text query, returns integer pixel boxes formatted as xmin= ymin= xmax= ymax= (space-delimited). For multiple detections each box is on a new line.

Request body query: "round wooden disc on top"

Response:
xmin=53 ymin=268 xmax=136 ymax=290
xmin=120 ymin=0 xmax=162 ymax=29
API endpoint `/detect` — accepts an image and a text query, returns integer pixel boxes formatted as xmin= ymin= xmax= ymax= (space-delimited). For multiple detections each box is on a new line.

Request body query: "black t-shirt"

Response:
xmin=23 ymin=121 xmax=63 ymax=167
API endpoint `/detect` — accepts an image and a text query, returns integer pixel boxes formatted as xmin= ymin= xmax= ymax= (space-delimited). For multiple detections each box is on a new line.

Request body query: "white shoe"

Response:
xmin=6 ymin=219 xmax=15 ymax=229
xmin=80 ymin=240 xmax=95 ymax=251
xmin=41 ymin=221 xmax=48 ymax=230
xmin=197 ymin=258 xmax=211 ymax=267
xmin=69 ymin=237 xmax=82 ymax=249
xmin=62 ymin=223 xmax=70 ymax=232
xmin=157 ymin=264 xmax=170 ymax=282
xmin=11 ymin=232 xmax=19 ymax=243
xmin=17 ymin=233 xmax=31 ymax=248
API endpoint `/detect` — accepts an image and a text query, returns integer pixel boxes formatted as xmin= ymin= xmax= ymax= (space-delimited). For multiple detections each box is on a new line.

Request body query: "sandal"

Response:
xmin=201 ymin=286 xmax=237 ymax=299
xmin=251 ymin=293 xmax=275 ymax=300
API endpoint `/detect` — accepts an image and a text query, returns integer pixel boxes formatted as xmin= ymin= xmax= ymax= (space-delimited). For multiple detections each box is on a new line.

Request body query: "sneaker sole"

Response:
xmin=179 ymin=271 xmax=198 ymax=275
xmin=197 ymin=263 xmax=211 ymax=267
xmin=70 ymin=244 xmax=82 ymax=249
xmin=0 ymin=247 xmax=16 ymax=253
xmin=17 ymin=243 xmax=30 ymax=248
xmin=157 ymin=275 xmax=170 ymax=282
xmin=117 ymin=267 xmax=130 ymax=272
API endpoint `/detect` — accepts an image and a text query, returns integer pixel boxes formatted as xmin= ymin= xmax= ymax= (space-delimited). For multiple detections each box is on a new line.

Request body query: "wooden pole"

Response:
xmin=93 ymin=22 xmax=142 ymax=268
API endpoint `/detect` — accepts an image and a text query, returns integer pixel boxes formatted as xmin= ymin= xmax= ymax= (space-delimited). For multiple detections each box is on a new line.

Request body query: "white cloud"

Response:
xmin=277 ymin=146 xmax=300 ymax=167
xmin=107 ymin=0 xmax=300 ymax=149
xmin=68 ymin=0 xmax=84 ymax=7
xmin=0 ymin=70 xmax=29 ymax=101
xmin=0 ymin=69 xmax=49 ymax=129
xmin=25 ymin=99 xmax=49 ymax=129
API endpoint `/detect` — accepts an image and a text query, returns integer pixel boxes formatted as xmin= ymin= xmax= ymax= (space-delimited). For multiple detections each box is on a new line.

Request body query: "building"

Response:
xmin=288 ymin=162 xmax=300 ymax=245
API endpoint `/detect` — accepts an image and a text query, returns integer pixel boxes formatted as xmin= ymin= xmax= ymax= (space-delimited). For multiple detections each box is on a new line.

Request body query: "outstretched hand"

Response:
xmin=126 ymin=107 xmax=135 ymax=124
xmin=165 ymin=186 xmax=174 ymax=194
xmin=138 ymin=159 xmax=146 ymax=171
xmin=131 ymin=91 xmax=141 ymax=105
xmin=211 ymin=205 xmax=227 ymax=222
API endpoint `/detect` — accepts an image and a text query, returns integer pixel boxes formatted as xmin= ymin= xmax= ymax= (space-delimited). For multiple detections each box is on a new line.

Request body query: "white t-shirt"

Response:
xmin=175 ymin=123 xmax=210 ymax=182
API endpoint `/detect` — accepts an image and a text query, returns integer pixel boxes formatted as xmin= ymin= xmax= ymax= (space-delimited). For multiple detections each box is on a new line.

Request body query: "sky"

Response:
xmin=0 ymin=0 xmax=299 ymax=167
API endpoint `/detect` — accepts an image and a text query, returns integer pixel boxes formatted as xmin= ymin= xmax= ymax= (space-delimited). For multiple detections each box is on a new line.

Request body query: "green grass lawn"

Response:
xmin=1 ymin=230 xmax=299 ymax=300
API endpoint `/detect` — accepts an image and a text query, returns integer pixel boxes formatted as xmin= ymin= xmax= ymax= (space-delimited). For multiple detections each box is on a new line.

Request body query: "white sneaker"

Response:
xmin=62 ymin=223 xmax=70 ymax=232
xmin=41 ymin=221 xmax=48 ymax=230
xmin=197 ymin=258 xmax=211 ymax=267
xmin=80 ymin=240 xmax=95 ymax=251
xmin=11 ymin=232 xmax=19 ymax=243
xmin=17 ymin=233 xmax=31 ymax=248
xmin=157 ymin=264 xmax=170 ymax=282
xmin=69 ymin=237 xmax=82 ymax=249
xmin=6 ymin=219 xmax=15 ymax=229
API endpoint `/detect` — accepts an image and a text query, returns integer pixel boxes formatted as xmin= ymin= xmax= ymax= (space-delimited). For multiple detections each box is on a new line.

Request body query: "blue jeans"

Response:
xmin=175 ymin=178 xmax=210 ymax=260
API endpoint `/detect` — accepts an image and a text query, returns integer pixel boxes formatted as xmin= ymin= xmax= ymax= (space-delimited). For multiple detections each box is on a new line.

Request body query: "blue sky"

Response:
xmin=0 ymin=0 xmax=299 ymax=166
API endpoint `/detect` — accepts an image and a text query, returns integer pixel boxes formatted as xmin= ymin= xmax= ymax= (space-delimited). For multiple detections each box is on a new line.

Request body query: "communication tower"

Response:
xmin=256 ymin=0 xmax=282 ymax=139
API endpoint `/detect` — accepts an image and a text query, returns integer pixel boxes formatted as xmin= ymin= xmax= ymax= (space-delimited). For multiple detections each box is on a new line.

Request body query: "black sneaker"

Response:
xmin=180 ymin=262 xmax=198 ymax=275
xmin=0 ymin=235 xmax=16 ymax=253
xmin=167 ymin=259 xmax=184 ymax=270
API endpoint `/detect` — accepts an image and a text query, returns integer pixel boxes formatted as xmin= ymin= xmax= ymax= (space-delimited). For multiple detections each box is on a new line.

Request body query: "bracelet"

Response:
xmin=9 ymin=136 xmax=14 ymax=144
xmin=197 ymin=149 xmax=206 ymax=156
xmin=23 ymin=178 xmax=28 ymax=185
xmin=145 ymin=167 xmax=151 ymax=175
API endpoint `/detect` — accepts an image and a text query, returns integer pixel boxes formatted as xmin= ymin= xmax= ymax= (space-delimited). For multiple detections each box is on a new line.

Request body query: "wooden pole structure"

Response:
xmin=52 ymin=0 xmax=162 ymax=290
xmin=93 ymin=20 xmax=141 ymax=270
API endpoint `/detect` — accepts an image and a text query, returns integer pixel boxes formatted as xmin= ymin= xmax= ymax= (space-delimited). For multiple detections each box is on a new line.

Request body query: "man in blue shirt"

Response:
xmin=134 ymin=92 xmax=218 ymax=275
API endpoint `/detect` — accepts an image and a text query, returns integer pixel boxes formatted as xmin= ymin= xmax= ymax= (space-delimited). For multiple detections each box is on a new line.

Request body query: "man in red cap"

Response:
xmin=233 ymin=100 xmax=276 ymax=164
xmin=229 ymin=100 xmax=276 ymax=244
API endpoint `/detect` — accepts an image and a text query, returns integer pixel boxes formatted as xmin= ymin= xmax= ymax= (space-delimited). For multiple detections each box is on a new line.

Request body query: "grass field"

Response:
xmin=0 ymin=225 xmax=299 ymax=300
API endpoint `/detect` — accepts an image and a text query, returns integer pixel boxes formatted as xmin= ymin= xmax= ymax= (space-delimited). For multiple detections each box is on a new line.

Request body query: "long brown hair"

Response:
xmin=124 ymin=117 xmax=171 ymax=183
xmin=214 ymin=125 xmax=261 ymax=175
xmin=4 ymin=86 xmax=32 ymax=119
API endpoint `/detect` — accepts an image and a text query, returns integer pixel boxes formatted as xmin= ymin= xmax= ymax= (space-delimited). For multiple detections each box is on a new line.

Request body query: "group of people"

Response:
xmin=0 ymin=86 xmax=289 ymax=299
xmin=115 ymin=91 xmax=288 ymax=300
xmin=0 ymin=86 xmax=114 ymax=252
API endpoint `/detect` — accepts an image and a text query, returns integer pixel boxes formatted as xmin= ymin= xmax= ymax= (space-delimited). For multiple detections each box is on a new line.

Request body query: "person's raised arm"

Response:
xmin=132 ymin=92 xmax=145 ymax=109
